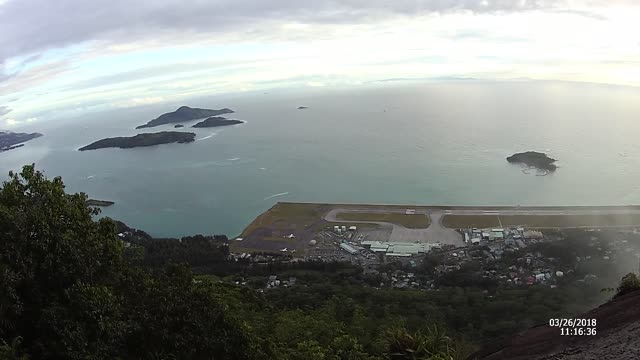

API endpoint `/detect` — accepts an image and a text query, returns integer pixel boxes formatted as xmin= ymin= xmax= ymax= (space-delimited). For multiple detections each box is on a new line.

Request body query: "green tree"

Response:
xmin=615 ymin=273 xmax=640 ymax=298
xmin=0 ymin=165 xmax=124 ymax=358
xmin=123 ymin=264 xmax=267 ymax=360
xmin=0 ymin=165 xmax=263 ymax=359
xmin=0 ymin=337 xmax=29 ymax=360
xmin=384 ymin=326 xmax=465 ymax=360
xmin=329 ymin=334 xmax=370 ymax=360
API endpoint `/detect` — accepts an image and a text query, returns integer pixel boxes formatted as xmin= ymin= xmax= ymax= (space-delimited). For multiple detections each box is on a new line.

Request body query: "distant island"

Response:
xmin=174 ymin=124 xmax=184 ymax=128
xmin=79 ymin=132 xmax=196 ymax=151
xmin=507 ymin=151 xmax=558 ymax=172
xmin=297 ymin=106 xmax=308 ymax=109
xmin=86 ymin=199 xmax=115 ymax=207
xmin=192 ymin=116 xmax=244 ymax=128
xmin=2 ymin=144 xmax=25 ymax=152
xmin=0 ymin=131 xmax=43 ymax=152
xmin=136 ymin=106 xmax=234 ymax=129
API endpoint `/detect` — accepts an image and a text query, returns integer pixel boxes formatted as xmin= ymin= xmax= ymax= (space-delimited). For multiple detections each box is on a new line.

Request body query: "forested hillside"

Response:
xmin=1 ymin=165 xmax=636 ymax=359
xmin=0 ymin=165 xmax=466 ymax=359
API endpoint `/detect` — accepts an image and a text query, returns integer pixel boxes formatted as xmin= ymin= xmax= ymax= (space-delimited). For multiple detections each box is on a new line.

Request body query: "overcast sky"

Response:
xmin=1 ymin=0 xmax=639 ymax=127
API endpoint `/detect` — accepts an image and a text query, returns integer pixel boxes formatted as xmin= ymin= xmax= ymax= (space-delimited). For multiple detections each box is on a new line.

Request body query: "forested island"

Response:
xmin=0 ymin=131 xmax=43 ymax=152
xmin=192 ymin=116 xmax=244 ymax=128
xmin=86 ymin=199 xmax=115 ymax=207
xmin=507 ymin=151 xmax=558 ymax=171
xmin=78 ymin=131 xmax=195 ymax=151
xmin=136 ymin=106 xmax=234 ymax=129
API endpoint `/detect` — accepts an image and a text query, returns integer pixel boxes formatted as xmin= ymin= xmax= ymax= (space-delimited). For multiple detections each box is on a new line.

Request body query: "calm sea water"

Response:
xmin=3 ymin=80 xmax=640 ymax=237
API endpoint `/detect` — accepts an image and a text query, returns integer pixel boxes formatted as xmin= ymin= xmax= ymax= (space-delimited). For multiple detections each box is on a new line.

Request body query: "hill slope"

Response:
xmin=136 ymin=106 xmax=234 ymax=129
xmin=78 ymin=131 xmax=195 ymax=150
xmin=471 ymin=289 xmax=640 ymax=359
xmin=0 ymin=131 xmax=43 ymax=151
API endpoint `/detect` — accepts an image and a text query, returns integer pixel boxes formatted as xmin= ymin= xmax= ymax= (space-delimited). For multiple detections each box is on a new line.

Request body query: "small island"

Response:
xmin=174 ymin=124 xmax=184 ymax=128
xmin=191 ymin=116 xmax=244 ymax=128
xmin=136 ymin=106 xmax=234 ymax=129
xmin=86 ymin=199 xmax=115 ymax=207
xmin=1 ymin=131 xmax=43 ymax=152
xmin=507 ymin=151 xmax=558 ymax=172
xmin=297 ymin=106 xmax=308 ymax=109
xmin=78 ymin=132 xmax=196 ymax=151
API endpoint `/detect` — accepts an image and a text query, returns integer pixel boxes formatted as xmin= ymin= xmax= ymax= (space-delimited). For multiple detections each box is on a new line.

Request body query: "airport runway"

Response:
xmin=324 ymin=205 xmax=640 ymax=246
xmin=324 ymin=208 xmax=463 ymax=245
xmin=443 ymin=208 xmax=640 ymax=216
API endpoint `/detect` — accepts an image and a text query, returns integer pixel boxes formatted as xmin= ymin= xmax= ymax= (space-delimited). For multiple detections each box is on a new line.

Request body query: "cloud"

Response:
xmin=57 ymin=59 xmax=235 ymax=92
xmin=114 ymin=96 xmax=166 ymax=108
xmin=0 ymin=51 xmax=44 ymax=87
xmin=1 ymin=0 xmax=638 ymax=119
xmin=0 ymin=0 xmax=595 ymax=64
xmin=306 ymin=81 xmax=326 ymax=87
xmin=0 ymin=105 xmax=11 ymax=116
xmin=0 ymin=60 xmax=70 ymax=95
xmin=552 ymin=9 xmax=608 ymax=20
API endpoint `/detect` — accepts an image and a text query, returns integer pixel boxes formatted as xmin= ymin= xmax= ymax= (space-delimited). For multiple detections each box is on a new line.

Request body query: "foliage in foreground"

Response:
xmin=615 ymin=273 xmax=640 ymax=298
xmin=4 ymin=165 xmax=633 ymax=359
xmin=0 ymin=165 xmax=468 ymax=360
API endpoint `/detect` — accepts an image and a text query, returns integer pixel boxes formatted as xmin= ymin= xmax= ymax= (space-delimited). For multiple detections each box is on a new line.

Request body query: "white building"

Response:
xmin=340 ymin=243 xmax=358 ymax=255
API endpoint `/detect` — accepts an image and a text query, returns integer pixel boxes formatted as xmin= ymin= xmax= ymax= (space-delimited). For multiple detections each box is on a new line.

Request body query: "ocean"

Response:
xmin=3 ymin=80 xmax=640 ymax=238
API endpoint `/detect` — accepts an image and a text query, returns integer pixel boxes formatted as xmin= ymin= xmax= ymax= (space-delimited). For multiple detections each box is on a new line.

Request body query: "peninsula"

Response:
xmin=192 ymin=116 xmax=244 ymax=128
xmin=86 ymin=199 xmax=115 ymax=207
xmin=0 ymin=131 xmax=43 ymax=152
xmin=136 ymin=106 xmax=234 ymax=129
xmin=507 ymin=151 xmax=557 ymax=171
xmin=78 ymin=132 xmax=196 ymax=151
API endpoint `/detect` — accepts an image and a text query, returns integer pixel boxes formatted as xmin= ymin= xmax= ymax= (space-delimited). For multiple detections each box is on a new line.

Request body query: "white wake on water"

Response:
xmin=196 ymin=133 xmax=217 ymax=141
xmin=263 ymin=192 xmax=289 ymax=201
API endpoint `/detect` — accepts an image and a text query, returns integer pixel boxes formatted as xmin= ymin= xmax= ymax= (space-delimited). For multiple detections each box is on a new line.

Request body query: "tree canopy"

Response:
xmin=0 ymin=165 xmax=469 ymax=359
xmin=0 ymin=165 xmax=265 ymax=359
xmin=4 ymin=165 xmax=634 ymax=359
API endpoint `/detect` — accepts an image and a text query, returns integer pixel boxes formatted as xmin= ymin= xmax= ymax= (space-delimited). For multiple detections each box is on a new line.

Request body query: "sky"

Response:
xmin=1 ymin=0 xmax=639 ymax=128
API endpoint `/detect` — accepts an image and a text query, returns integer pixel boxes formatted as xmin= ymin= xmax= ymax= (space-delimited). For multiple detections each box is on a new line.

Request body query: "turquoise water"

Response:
xmin=3 ymin=80 xmax=640 ymax=237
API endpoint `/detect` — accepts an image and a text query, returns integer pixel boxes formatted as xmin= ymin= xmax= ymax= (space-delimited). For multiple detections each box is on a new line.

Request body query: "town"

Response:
xmin=229 ymin=203 xmax=640 ymax=291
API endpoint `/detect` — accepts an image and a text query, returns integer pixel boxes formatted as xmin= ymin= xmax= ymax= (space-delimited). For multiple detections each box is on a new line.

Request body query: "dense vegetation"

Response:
xmin=78 ymin=132 xmax=195 ymax=151
xmin=1 ymin=165 xmax=636 ymax=359
xmin=191 ymin=116 xmax=244 ymax=128
xmin=615 ymin=273 xmax=640 ymax=298
xmin=0 ymin=132 xmax=43 ymax=150
xmin=136 ymin=106 xmax=234 ymax=129
xmin=0 ymin=166 xmax=466 ymax=359
xmin=506 ymin=151 xmax=557 ymax=171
